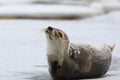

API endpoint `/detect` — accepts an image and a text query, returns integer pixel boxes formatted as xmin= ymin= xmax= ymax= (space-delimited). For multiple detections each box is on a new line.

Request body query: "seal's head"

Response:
xmin=45 ymin=26 xmax=69 ymax=66
xmin=45 ymin=26 xmax=69 ymax=43
xmin=45 ymin=26 xmax=69 ymax=50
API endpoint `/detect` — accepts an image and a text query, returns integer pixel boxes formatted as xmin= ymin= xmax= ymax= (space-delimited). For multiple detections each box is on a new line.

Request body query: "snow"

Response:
xmin=0 ymin=4 xmax=120 ymax=19
xmin=0 ymin=0 xmax=119 ymax=5
xmin=0 ymin=0 xmax=120 ymax=19
xmin=0 ymin=11 xmax=120 ymax=80
xmin=0 ymin=0 xmax=31 ymax=4
xmin=0 ymin=2 xmax=120 ymax=19
xmin=0 ymin=4 xmax=104 ymax=19
xmin=91 ymin=2 xmax=120 ymax=13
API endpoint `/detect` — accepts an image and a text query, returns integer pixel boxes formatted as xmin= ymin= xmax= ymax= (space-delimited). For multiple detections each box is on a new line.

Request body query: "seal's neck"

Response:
xmin=47 ymin=39 xmax=69 ymax=66
xmin=47 ymin=39 xmax=68 ymax=54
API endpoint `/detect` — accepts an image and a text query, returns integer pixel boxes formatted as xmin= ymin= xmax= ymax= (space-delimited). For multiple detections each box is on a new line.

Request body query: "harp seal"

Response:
xmin=44 ymin=26 xmax=115 ymax=80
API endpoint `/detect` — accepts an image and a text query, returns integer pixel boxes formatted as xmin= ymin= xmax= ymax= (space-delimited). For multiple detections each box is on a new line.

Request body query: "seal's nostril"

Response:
xmin=48 ymin=26 xmax=53 ymax=31
xmin=45 ymin=30 xmax=48 ymax=33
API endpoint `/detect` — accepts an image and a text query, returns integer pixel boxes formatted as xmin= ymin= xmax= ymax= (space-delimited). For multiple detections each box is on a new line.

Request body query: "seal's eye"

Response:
xmin=58 ymin=32 xmax=63 ymax=38
xmin=48 ymin=26 xmax=53 ymax=31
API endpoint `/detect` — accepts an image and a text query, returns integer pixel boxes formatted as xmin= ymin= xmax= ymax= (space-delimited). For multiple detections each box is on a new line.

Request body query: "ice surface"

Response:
xmin=0 ymin=0 xmax=120 ymax=19
xmin=91 ymin=2 xmax=120 ymax=13
xmin=0 ymin=0 xmax=119 ymax=5
xmin=0 ymin=4 xmax=104 ymax=19
xmin=0 ymin=0 xmax=31 ymax=4
xmin=0 ymin=11 xmax=120 ymax=80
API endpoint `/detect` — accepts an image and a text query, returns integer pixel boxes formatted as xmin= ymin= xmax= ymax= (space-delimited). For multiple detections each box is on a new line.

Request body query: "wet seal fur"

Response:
xmin=44 ymin=26 xmax=115 ymax=80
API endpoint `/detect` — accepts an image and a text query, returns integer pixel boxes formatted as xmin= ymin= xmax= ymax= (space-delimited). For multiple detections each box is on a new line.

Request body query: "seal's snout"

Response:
xmin=48 ymin=26 xmax=53 ymax=31
xmin=45 ymin=26 xmax=54 ymax=40
xmin=45 ymin=26 xmax=53 ymax=33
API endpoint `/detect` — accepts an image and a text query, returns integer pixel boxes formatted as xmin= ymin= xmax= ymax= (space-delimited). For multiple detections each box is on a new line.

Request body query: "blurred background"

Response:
xmin=0 ymin=0 xmax=120 ymax=80
xmin=0 ymin=0 xmax=120 ymax=19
